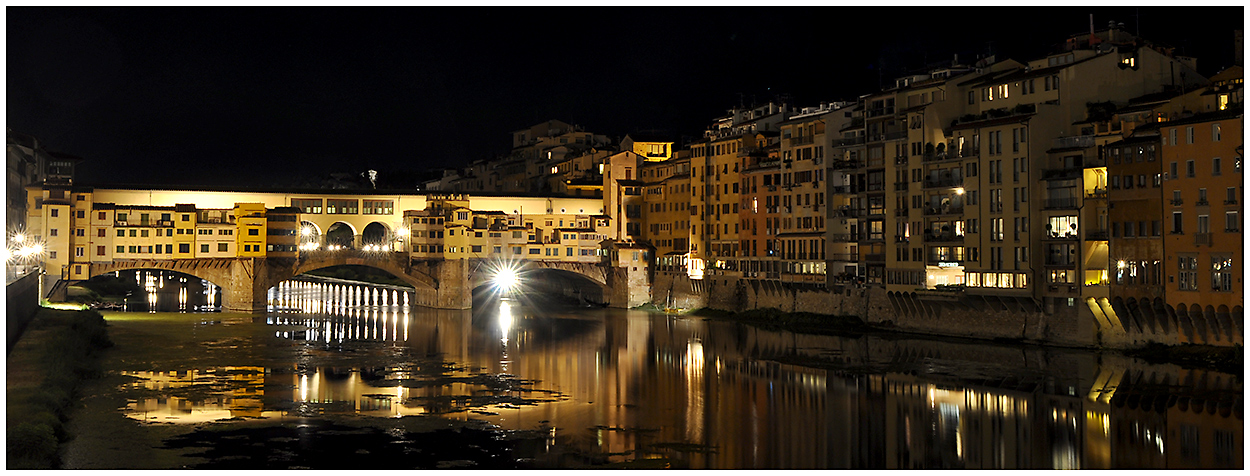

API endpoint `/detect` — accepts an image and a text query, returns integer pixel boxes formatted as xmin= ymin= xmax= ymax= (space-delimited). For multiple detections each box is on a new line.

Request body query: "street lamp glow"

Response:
xmin=954 ymin=187 xmax=965 ymax=195
xmin=396 ymin=228 xmax=409 ymax=237
xmin=301 ymin=227 xmax=313 ymax=237
xmin=13 ymin=233 xmax=25 ymax=243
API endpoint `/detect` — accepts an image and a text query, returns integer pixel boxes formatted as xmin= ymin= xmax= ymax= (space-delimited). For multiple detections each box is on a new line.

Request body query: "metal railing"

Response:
xmin=924 ymin=206 xmax=964 ymax=216
xmin=923 ymin=176 xmax=963 ymax=188
xmin=1195 ymin=233 xmax=1212 ymax=246
xmin=1043 ymin=197 xmax=1079 ymax=209
xmin=1052 ymin=135 xmax=1096 ymax=149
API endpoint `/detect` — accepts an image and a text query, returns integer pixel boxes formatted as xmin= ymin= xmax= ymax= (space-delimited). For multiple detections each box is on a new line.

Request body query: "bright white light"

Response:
xmin=1117 ymin=260 xmax=1127 ymax=269
xmin=493 ymin=267 xmax=520 ymax=292
xmin=499 ymin=301 xmax=513 ymax=340
xmin=13 ymin=233 xmax=25 ymax=243
xmin=396 ymin=228 xmax=409 ymax=237
xmin=954 ymin=187 xmax=965 ymax=195
xmin=301 ymin=227 xmax=313 ymax=237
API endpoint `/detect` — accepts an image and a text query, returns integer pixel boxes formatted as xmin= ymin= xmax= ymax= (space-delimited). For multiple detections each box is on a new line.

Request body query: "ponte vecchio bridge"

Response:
xmin=25 ymin=184 xmax=653 ymax=312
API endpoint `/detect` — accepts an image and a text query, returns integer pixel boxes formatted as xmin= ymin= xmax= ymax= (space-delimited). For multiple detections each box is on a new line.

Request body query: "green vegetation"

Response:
xmin=7 ymin=309 xmax=113 ymax=469
xmin=305 ymin=265 xmax=410 ymax=287
xmin=70 ymin=274 xmax=142 ymax=304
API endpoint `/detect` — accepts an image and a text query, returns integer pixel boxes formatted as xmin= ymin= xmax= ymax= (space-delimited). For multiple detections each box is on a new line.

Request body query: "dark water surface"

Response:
xmin=62 ymin=271 xmax=1243 ymax=469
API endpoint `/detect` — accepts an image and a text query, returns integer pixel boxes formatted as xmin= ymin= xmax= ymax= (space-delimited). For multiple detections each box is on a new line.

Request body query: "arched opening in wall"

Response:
xmin=1189 ymin=303 xmax=1207 ymax=342
xmin=79 ymin=269 xmax=223 ymax=312
xmin=1152 ymin=297 xmax=1171 ymax=335
xmin=361 ymin=222 xmax=391 ymax=250
xmin=472 ymin=268 xmax=606 ymax=309
xmin=1216 ymin=305 xmax=1233 ymax=344
xmin=326 ymin=222 xmax=356 ymax=249
xmin=300 ymin=221 xmax=322 ymax=249
xmin=269 ymin=264 xmax=426 ymax=314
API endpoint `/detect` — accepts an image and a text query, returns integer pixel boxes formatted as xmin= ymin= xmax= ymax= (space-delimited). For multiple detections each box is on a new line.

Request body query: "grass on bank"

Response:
xmin=7 ymin=308 xmax=113 ymax=469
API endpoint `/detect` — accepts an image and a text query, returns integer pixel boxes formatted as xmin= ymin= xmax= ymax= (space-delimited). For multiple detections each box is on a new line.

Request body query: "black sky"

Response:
xmin=7 ymin=7 xmax=1243 ymax=188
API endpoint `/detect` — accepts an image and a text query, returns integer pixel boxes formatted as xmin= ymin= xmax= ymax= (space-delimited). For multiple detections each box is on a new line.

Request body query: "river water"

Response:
xmin=62 ymin=270 xmax=1242 ymax=469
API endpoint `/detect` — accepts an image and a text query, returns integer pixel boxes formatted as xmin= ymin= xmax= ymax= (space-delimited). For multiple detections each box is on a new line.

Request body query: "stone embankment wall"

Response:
xmin=650 ymin=272 xmax=1242 ymax=349
xmin=6 ymin=273 xmax=42 ymax=353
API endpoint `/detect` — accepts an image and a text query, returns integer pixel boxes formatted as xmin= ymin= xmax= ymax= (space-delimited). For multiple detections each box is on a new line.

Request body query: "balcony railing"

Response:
xmin=1042 ymin=167 xmax=1082 ymax=180
xmin=894 ymin=234 xmax=909 ymax=243
xmin=885 ymin=130 xmax=908 ymax=141
xmin=835 ymin=137 xmax=865 ymax=147
xmin=1195 ymin=199 xmax=1210 ymax=207
xmin=924 ymin=206 xmax=964 ymax=216
xmin=894 ymin=208 xmax=909 ymax=217
xmin=832 ymin=185 xmax=853 ymax=194
xmin=924 ymin=232 xmax=965 ymax=243
xmin=830 ymin=159 xmax=862 ymax=170
xmin=894 ymin=155 xmax=909 ymax=166
xmin=1195 ymin=232 xmax=1212 ymax=246
xmin=923 ymin=176 xmax=963 ymax=188
xmin=894 ymin=182 xmax=909 ymax=191
xmin=1043 ymin=197 xmax=1079 ymax=209
xmin=1052 ymin=135 xmax=1096 ymax=150
xmin=923 ymin=151 xmax=960 ymax=163
xmin=1044 ymin=258 xmax=1077 ymax=267
xmin=789 ymin=135 xmax=815 ymax=146
xmin=834 ymin=207 xmax=860 ymax=218
xmin=1085 ymin=189 xmax=1108 ymax=199
xmin=865 ymin=107 xmax=895 ymax=118
xmin=829 ymin=253 xmax=858 ymax=262
xmin=1086 ymin=230 xmax=1109 ymax=241
xmin=866 ymin=183 xmax=886 ymax=192
xmin=865 ymin=253 xmax=885 ymax=262
xmin=829 ymin=233 xmax=856 ymax=242
xmin=1171 ymin=198 xmax=1184 ymax=206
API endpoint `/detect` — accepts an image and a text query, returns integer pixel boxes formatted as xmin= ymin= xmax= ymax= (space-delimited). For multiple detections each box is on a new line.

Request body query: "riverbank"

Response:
xmin=688 ymin=307 xmax=1244 ymax=376
xmin=6 ymin=308 xmax=113 ymax=469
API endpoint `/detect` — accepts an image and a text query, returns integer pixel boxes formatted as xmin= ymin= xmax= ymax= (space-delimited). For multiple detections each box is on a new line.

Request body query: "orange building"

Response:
xmin=1161 ymin=106 xmax=1243 ymax=344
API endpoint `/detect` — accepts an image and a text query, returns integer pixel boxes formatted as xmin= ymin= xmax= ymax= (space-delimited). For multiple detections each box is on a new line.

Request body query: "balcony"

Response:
xmin=1225 ymin=199 xmax=1238 ymax=205
xmin=923 ymin=175 xmax=963 ymax=189
xmin=829 ymin=233 xmax=856 ymax=242
xmin=862 ymin=232 xmax=885 ymax=243
xmin=830 ymin=159 xmax=862 ymax=170
xmin=834 ymin=207 xmax=860 ymax=218
xmin=865 ymin=107 xmax=895 ymax=118
xmin=789 ymin=135 xmax=815 ymax=146
xmin=1042 ymin=167 xmax=1082 ymax=180
xmin=865 ymin=253 xmax=886 ymax=262
xmin=157 ymin=220 xmax=174 ymax=227
xmin=894 ymin=155 xmax=909 ymax=166
xmin=1195 ymin=232 xmax=1212 ymax=246
xmin=894 ymin=208 xmax=909 ymax=217
xmin=1052 ymin=135 xmax=1096 ymax=150
xmin=1043 ymin=197 xmax=1079 ymax=209
xmin=894 ymin=234 xmax=909 ymax=243
xmin=835 ymin=137 xmax=865 ymax=147
xmin=1171 ymin=198 xmax=1184 ymax=206
xmin=924 ymin=232 xmax=965 ymax=243
xmin=1044 ymin=257 xmax=1077 ymax=267
xmin=1195 ymin=199 xmax=1210 ymax=207
xmin=866 ymin=183 xmax=886 ymax=192
xmin=829 ymin=253 xmax=858 ymax=262
xmin=1085 ymin=188 xmax=1108 ymax=199
xmin=893 ymin=181 xmax=909 ymax=191
xmin=832 ymin=185 xmax=853 ymax=194
xmin=924 ymin=206 xmax=964 ymax=216
xmin=1086 ymin=230 xmax=1109 ymax=241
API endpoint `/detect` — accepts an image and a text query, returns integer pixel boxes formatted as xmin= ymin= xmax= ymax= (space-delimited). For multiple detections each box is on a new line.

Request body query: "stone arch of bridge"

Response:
xmin=467 ymin=260 xmax=609 ymax=290
xmin=88 ymin=260 xmax=230 ymax=290
xmin=287 ymin=254 xmax=437 ymax=292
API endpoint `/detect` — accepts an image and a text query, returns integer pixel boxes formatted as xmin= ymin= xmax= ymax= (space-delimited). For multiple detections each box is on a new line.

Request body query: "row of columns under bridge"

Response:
xmin=269 ymin=280 xmax=412 ymax=313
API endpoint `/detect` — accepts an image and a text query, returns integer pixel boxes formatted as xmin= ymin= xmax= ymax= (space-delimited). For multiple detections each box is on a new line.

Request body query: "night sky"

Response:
xmin=7 ymin=7 xmax=1243 ymax=189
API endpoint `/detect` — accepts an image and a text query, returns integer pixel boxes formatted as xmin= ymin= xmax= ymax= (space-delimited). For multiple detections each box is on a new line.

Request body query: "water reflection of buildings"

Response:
xmin=126 ymin=280 xmax=1241 ymax=469
xmin=123 ymin=367 xmax=266 ymax=423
